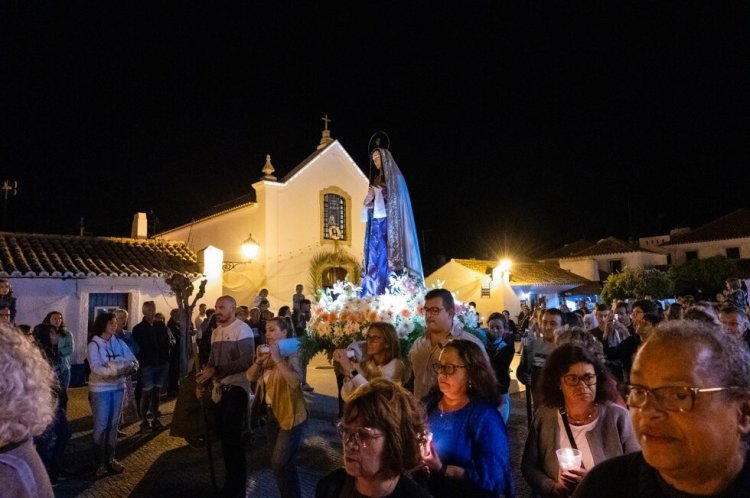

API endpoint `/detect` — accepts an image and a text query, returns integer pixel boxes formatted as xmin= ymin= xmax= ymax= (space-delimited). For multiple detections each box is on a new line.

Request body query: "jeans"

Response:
xmin=140 ymin=363 xmax=169 ymax=391
xmin=34 ymin=404 xmax=71 ymax=481
xmin=215 ymin=386 xmax=247 ymax=495
xmin=89 ymin=388 xmax=124 ymax=464
xmin=266 ymin=410 xmax=306 ymax=498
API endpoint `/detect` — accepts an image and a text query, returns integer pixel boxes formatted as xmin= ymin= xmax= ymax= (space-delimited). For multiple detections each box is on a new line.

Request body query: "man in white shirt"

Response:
xmin=409 ymin=288 xmax=487 ymax=400
xmin=196 ymin=296 xmax=254 ymax=497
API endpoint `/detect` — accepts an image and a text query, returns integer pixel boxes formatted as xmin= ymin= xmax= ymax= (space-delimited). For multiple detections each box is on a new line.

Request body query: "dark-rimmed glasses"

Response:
xmin=432 ymin=363 xmax=466 ymax=376
xmin=562 ymin=373 xmax=597 ymax=387
xmin=626 ymin=384 xmax=741 ymax=413
xmin=423 ymin=306 xmax=445 ymax=315
xmin=336 ymin=423 xmax=385 ymax=449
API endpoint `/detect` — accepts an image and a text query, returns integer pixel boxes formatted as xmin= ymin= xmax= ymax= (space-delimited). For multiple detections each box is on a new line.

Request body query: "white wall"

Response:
xmin=560 ymin=259 xmax=600 ymax=281
xmin=9 ymin=276 xmax=189 ymax=365
xmin=665 ymin=237 xmax=750 ymax=265
xmin=561 ymin=251 xmax=668 ymax=281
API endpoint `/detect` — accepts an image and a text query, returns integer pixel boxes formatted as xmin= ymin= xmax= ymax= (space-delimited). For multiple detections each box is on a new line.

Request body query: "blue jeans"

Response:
xmin=266 ymin=410 xmax=307 ymax=498
xmin=140 ymin=363 xmax=169 ymax=391
xmin=89 ymin=388 xmax=124 ymax=463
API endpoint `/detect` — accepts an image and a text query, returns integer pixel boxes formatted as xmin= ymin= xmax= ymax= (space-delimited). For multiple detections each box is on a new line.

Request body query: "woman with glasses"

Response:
xmin=334 ymin=322 xmax=408 ymax=403
xmin=421 ymin=340 xmax=513 ymax=498
xmin=87 ymin=312 xmax=138 ymax=476
xmin=316 ymin=379 xmax=431 ymax=498
xmin=522 ymin=344 xmax=638 ymax=497
xmin=574 ymin=320 xmax=750 ymax=497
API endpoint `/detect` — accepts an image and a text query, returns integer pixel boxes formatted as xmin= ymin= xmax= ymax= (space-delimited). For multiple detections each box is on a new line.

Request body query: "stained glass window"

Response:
xmin=323 ymin=193 xmax=346 ymax=241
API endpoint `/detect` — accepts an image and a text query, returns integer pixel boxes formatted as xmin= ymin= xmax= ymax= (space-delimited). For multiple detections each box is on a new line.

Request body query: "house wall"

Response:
xmin=9 ymin=276 xmax=185 ymax=366
xmin=560 ymin=259 xmax=600 ymax=281
xmin=664 ymin=237 xmax=750 ymax=265
xmin=561 ymin=251 xmax=668 ymax=280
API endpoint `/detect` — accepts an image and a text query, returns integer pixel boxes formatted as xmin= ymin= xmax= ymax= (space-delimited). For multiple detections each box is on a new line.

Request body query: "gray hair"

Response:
xmin=554 ymin=326 xmax=606 ymax=364
xmin=650 ymin=320 xmax=750 ymax=397
xmin=0 ymin=323 xmax=57 ymax=443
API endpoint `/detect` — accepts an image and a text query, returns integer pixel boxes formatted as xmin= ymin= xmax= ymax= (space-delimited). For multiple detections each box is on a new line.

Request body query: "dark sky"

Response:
xmin=2 ymin=2 xmax=749 ymax=270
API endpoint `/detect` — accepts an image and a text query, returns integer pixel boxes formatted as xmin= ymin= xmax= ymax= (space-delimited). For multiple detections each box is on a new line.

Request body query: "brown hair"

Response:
xmin=540 ymin=343 xmax=617 ymax=407
xmin=343 ymin=379 xmax=427 ymax=477
xmin=431 ymin=339 xmax=501 ymax=406
xmin=361 ymin=322 xmax=400 ymax=369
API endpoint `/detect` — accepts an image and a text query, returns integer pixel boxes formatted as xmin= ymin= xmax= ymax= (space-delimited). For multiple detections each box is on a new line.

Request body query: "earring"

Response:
xmin=468 ymin=381 xmax=472 ymax=389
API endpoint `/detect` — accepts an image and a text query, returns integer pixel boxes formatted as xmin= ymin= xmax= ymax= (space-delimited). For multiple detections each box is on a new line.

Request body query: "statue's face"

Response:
xmin=372 ymin=150 xmax=382 ymax=170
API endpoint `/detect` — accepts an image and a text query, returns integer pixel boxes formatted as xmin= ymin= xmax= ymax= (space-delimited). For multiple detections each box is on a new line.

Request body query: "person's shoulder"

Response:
xmin=574 ymin=452 xmax=644 ymax=497
xmin=315 ymin=468 xmax=348 ymax=497
xmin=234 ymin=320 xmax=253 ymax=337
xmin=393 ymin=475 xmax=432 ymax=497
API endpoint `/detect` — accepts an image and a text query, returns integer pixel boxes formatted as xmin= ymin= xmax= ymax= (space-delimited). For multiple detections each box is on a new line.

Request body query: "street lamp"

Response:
xmin=223 ymin=233 xmax=260 ymax=271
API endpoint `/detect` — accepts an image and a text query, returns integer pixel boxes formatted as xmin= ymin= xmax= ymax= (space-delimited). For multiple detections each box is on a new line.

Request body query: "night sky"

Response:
xmin=3 ymin=2 xmax=749 ymax=272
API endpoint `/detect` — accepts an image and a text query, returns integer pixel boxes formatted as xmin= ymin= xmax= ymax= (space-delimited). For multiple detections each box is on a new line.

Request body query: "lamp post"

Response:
xmin=223 ymin=233 xmax=260 ymax=271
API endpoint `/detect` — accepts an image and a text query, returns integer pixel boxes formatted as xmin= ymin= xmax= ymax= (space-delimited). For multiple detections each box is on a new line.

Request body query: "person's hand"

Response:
xmin=196 ymin=366 xmax=216 ymax=384
xmin=556 ymin=467 xmax=587 ymax=495
xmin=255 ymin=345 xmax=272 ymax=367
xmin=332 ymin=349 xmax=355 ymax=374
xmin=421 ymin=439 xmax=442 ymax=472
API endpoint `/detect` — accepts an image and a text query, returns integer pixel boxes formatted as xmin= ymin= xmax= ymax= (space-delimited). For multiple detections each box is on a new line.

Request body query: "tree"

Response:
xmin=667 ymin=256 xmax=738 ymax=298
xmin=165 ymin=273 xmax=207 ymax=380
xmin=601 ymin=267 xmax=674 ymax=303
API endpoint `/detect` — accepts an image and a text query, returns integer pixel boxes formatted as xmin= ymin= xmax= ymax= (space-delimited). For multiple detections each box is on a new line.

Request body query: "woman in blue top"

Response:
xmin=422 ymin=340 xmax=513 ymax=498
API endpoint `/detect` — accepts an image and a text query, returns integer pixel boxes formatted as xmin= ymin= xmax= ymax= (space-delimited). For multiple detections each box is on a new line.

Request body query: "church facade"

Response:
xmin=158 ymin=134 xmax=369 ymax=309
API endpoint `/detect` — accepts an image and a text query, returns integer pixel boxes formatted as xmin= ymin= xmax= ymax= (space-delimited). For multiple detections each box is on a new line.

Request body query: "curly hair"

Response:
xmin=430 ymin=339 xmax=500 ymax=406
xmin=343 ymin=379 xmax=427 ymax=477
xmin=0 ymin=323 xmax=57 ymax=444
xmin=539 ymin=343 xmax=617 ymax=408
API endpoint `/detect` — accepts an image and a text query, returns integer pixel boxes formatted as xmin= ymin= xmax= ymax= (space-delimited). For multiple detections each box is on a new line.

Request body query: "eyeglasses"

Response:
xmin=0 ymin=313 xmax=10 ymax=317
xmin=336 ymin=423 xmax=385 ymax=449
xmin=432 ymin=363 xmax=466 ymax=375
xmin=562 ymin=373 xmax=597 ymax=387
xmin=626 ymin=384 xmax=742 ymax=413
xmin=423 ymin=306 xmax=445 ymax=315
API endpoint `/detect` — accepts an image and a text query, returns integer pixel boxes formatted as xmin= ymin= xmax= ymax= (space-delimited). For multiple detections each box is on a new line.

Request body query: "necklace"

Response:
xmin=438 ymin=397 xmax=469 ymax=418
xmin=565 ymin=403 xmax=598 ymax=425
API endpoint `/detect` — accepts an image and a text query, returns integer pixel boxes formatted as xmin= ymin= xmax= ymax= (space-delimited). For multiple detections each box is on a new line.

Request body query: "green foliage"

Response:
xmin=667 ymin=256 xmax=738 ymax=297
xmin=601 ymin=267 xmax=674 ymax=302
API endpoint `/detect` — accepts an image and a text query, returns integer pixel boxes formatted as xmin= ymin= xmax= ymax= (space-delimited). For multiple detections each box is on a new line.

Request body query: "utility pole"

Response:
xmin=1 ymin=180 xmax=18 ymax=230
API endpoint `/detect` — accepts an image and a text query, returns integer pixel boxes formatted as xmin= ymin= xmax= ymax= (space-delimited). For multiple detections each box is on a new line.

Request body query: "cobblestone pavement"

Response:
xmin=53 ymin=354 xmax=533 ymax=498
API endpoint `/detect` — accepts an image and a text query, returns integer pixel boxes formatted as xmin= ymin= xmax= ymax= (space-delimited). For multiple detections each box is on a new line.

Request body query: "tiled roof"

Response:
xmin=453 ymin=259 xmax=589 ymax=286
xmin=539 ymin=240 xmax=594 ymax=260
xmin=563 ymin=236 xmax=659 ymax=258
xmin=662 ymin=208 xmax=750 ymax=245
xmin=0 ymin=232 xmax=200 ymax=278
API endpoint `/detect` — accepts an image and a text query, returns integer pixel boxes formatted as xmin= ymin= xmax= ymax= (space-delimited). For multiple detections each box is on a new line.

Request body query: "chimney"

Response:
xmin=131 ymin=212 xmax=148 ymax=239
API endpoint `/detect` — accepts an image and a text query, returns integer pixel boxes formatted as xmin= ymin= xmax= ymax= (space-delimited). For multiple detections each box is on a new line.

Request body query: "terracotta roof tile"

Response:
xmin=539 ymin=240 xmax=594 ymax=260
xmin=662 ymin=209 xmax=750 ymax=245
xmin=563 ymin=236 xmax=660 ymax=258
xmin=0 ymin=232 xmax=200 ymax=278
xmin=453 ymin=258 xmax=589 ymax=286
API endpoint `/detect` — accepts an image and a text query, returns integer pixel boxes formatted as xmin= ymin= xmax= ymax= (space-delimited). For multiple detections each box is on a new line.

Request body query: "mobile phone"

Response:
xmin=346 ymin=349 xmax=356 ymax=360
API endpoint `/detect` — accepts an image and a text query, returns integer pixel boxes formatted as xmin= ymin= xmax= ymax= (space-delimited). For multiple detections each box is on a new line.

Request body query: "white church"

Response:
xmin=157 ymin=125 xmax=370 ymax=309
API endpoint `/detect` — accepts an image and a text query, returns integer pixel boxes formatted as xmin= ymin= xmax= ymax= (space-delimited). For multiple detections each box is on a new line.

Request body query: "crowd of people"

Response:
xmin=2 ymin=275 xmax=750 ymax=497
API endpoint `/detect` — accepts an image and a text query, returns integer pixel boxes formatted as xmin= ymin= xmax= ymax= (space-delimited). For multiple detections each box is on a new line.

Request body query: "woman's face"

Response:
xmin=372 ymin=150 xmax=382 ymax=170
xmin=365 ymin=327 xmax=387 ymax=358
xmin=560 ymin=362 xmax=597 ymax=405
xmin=265 ymin=321 xmax=285 ymax=345
xmin=50 ymin=313 xmax=63 ymax=329
xmin=341 ymin=417 xmax=386 ymax=480
xmin=103 ymin=318 xmax=117 ymax=338
xmin=0 ymin=282 xmax=9 ymax=295
xmin=436 ymin=347 xmax=469 ymax=400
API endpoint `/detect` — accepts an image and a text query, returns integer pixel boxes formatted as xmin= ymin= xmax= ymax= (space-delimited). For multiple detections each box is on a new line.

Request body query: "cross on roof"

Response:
xmin=322 ymin=113 xmax=331 ymax=131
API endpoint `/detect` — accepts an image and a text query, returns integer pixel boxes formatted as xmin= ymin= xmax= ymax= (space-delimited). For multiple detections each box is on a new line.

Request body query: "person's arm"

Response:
xmin=267 ymin=344 xmax=301 ymax=388
xmin=463 ymin=406 xmax=514 ymax=496
xmin=87 ymin=341 xmax=120 ymax=377
xmin=518 ymin=342 xmax=533 ymax=385
xmin=521 ymin=410 xmax=559 ymax=497
xmin=58 ymin=332 xmax=74 ymax=358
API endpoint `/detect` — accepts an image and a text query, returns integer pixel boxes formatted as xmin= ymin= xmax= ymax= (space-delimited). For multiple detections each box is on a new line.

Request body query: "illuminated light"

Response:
xmin=498 ymin=259 xmax=512 ymax=273
xmin=241 ymin=233 xmax=260 ymax=261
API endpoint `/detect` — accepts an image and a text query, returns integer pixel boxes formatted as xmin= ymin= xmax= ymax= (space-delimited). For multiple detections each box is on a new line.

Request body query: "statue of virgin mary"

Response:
xmin=360 ymin=142 xmax=423 ymax=296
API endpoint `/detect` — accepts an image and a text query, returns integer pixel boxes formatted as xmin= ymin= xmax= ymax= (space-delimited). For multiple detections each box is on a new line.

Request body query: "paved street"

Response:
xmin=53 ymin=353 xmax=533 ymax=498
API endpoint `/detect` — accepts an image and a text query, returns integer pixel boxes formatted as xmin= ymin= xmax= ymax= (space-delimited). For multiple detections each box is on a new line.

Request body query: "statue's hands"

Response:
xmin=363 ymin=187 xmax=376 ymax=207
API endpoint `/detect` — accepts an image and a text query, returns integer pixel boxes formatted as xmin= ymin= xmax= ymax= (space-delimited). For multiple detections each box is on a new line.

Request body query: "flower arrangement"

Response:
xmin=300 ymin=273 xmax=481 ymax=360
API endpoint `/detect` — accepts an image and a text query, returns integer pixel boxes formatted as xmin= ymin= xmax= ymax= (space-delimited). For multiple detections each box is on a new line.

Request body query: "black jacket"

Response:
xmin=132 ymin=319 xmax=170 ymax=367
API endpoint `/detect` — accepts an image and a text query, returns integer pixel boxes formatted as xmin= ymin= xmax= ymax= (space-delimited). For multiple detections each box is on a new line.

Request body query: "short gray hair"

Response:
xmin=650 ymin=320 xmax=750 ymax=397
xmin=0 ymin=323 xmax=57 ymax=443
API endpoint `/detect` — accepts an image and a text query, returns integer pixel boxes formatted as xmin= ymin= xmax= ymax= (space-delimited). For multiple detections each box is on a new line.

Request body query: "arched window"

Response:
xmin=319 ymin=187 xmax=351 ymax=246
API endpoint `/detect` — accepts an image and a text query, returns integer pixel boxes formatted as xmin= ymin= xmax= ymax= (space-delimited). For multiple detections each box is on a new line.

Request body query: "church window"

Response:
xmin=323 ymin=193 xmax=346 ymax=241
xmin=726 ymin=247 xmax=740 ymax=259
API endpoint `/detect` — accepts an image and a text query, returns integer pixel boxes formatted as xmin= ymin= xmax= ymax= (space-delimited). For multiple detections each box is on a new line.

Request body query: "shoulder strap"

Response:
xmin=559 ymin=407 xmax=578 ymax=450
xmin=0 ymin=448 xmax=38 ymax=497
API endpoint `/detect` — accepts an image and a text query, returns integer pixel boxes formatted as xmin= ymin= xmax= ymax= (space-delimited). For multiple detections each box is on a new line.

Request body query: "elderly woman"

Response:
xmin=522 ymin=344 xmax=639 ymax=497
xmin=423 ymin=340 xmax=513 ymax=498
xmin=247 ymin=317 xmax=308 ymax=498
xmin=574 ymin=320 xmax=750 ymax=497
xmin=334 ymin=322 xmax=408 ymax=402
xmin=88 ymin=312 xmax=138 ymax=475
xmin=316 ymin=379 xmax=431 ymax=498
xmin=0 ymin=322 xmax=56 ymax=497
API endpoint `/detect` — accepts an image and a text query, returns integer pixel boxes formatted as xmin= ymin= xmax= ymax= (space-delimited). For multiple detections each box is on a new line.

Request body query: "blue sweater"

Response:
xmin=427 ymin=398 xmax=513 ymax=497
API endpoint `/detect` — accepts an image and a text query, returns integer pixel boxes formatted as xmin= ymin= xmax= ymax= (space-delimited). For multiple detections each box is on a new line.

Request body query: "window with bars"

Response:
xmin=323 ymin=193 xmax=346 ymax=241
